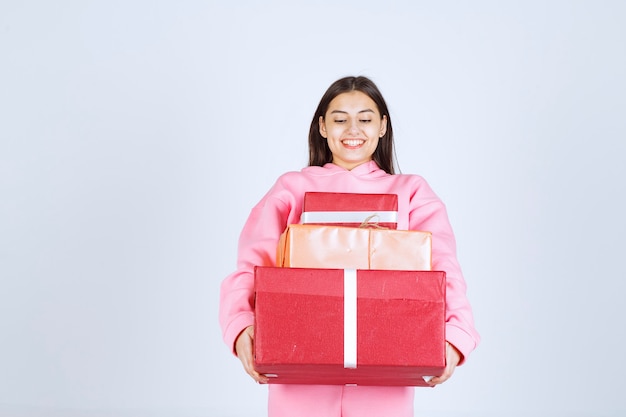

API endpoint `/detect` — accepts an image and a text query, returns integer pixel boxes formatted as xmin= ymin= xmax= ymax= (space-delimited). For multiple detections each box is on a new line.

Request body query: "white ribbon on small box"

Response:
xmin=302 ymin=211 xmax=398 ymax=224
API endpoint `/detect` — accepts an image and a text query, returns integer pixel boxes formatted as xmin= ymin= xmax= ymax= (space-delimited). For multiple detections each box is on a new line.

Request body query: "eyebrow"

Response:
xmin=329 ymin=109 xmax=376 ymax=114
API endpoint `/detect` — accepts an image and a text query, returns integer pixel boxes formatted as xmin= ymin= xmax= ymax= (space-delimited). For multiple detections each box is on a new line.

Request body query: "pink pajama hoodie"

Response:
xmin=219 ymin=161 xmax=480 ymax=416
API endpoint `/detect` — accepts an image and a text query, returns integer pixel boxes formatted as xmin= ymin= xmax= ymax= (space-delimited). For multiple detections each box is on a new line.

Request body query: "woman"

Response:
xmin=219 ymin=76 xmax=480 ymax=417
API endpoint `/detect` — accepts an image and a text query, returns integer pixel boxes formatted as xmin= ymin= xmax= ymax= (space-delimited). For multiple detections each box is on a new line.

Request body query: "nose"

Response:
xmin=348 ymin=120 xmax=360 ymax=134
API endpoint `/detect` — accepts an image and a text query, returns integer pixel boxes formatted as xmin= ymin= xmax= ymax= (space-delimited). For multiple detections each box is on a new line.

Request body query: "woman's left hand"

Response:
xmin=427 ymin=342 xmax=462 ymax=386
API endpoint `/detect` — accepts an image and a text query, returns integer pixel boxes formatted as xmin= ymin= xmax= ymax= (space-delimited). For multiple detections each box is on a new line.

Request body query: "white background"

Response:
xmin=1 ymin=1 xmax=625 ymax=416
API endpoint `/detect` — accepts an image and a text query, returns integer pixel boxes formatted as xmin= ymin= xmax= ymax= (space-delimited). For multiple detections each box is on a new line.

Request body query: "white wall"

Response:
xmin=1 ymin=1 xmax=625 ymax=416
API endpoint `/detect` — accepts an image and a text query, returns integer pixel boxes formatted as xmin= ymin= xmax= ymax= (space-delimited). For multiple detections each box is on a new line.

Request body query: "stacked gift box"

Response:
xmin=254 ymin=192 xmax=446 ymax=386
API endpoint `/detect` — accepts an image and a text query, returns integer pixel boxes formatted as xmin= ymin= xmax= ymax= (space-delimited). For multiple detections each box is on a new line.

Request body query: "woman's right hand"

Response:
xmin=235 ymin=325 xmax=269 ymax=384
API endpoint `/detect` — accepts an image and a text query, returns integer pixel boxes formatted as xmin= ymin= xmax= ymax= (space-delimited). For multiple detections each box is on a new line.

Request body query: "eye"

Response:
xmin=359 ymin=119 xmax=372 ymax=123
xmin=334 ymin=119 xmax=346 ymax=123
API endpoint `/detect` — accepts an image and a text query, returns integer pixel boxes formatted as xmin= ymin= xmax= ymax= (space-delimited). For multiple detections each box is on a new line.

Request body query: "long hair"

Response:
xmin=308 ymin=76 xmax=397 ymax=174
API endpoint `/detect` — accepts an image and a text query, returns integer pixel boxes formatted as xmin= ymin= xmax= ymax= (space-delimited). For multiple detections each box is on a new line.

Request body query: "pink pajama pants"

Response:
xmin=268 ymin=384 xmax=414 ymax=417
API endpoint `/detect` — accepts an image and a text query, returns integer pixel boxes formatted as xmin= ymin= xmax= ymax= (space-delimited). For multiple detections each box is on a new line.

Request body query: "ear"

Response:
xmin=379 ymin=115 xmax=388 ymax=137
xmin=319 ymin=116 xmax=327 ymax=138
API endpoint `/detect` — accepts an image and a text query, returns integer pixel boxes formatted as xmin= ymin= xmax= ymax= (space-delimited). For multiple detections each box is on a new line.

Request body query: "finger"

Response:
xmin=427 ymin=368 xmax=452 ymax=386
xmin=236 ymin=327 xmax=269 ymax=384
xmin=427 ymin=368 xmax=449 ymax=385
xmin=427 ymin=342 xmax=460 ymax=386
xmin=429 ymin=362 xmax=456 ymax=385
xmin=432 ymin=355 xmax=457 ymax=385
xmin=242 ymin=353 xmax=269 ymax=384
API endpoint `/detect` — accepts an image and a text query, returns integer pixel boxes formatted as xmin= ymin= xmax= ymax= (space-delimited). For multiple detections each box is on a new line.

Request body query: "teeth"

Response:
xmin=343 ymin=139 xmax=364 ymax=146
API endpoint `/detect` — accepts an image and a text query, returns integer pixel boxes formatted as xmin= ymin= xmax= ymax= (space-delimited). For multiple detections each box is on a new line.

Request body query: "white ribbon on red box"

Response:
xmin=344 ymin=268 xmax=357 ymax=369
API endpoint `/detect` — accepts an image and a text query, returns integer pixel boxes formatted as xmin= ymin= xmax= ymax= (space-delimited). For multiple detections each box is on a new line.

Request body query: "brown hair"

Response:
xmin=308 ymin=76 xmax=397 ymax=174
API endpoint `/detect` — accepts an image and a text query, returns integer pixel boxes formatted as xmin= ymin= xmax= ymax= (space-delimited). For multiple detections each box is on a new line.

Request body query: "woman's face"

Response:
xmin=319 ymin=91 xmax=387 ymax=171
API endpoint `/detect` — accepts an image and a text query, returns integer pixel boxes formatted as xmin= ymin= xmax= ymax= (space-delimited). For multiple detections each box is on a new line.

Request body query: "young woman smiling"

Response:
xmin=219 ymin=76 xmax=480 ymax=417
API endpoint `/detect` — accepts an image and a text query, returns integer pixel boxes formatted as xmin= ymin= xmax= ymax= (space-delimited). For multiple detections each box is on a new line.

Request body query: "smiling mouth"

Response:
xmin=342 ymin=139 xmax=365 ymax=147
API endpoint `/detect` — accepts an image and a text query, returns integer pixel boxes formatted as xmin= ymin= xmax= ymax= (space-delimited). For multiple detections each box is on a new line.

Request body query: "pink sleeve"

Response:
xmin=408 ymin=180 xmax=480 ymax=363
xmin=219 ymin=188 xmax=292 ymax=354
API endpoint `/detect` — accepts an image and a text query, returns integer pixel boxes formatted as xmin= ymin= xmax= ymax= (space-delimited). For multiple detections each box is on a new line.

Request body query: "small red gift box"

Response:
xmin=300 ymin=192 xmax=398 ymax=229
xmin=254 ymin=266 xmax=446 ymax=386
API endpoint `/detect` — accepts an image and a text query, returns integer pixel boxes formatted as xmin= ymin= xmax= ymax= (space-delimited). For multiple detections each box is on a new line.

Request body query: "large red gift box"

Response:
xmin=276 ymin=224 xmax=432 ymax=271
xmin=300 ymin=192 xmax=398 ymax=229
xmin=254 ymin=266 xmax=446 ymax=386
